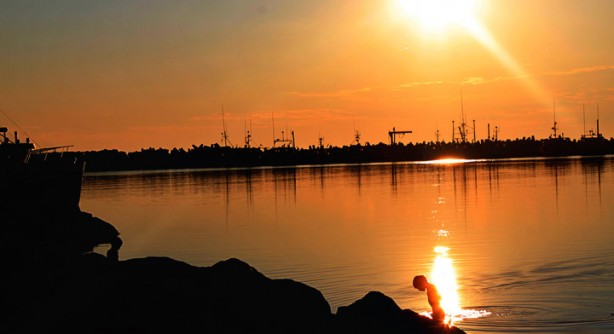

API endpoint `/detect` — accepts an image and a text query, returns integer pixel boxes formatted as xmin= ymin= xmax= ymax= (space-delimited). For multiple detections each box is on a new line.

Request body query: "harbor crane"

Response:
xmin=388 ymin=127 xmax=412 ymax=145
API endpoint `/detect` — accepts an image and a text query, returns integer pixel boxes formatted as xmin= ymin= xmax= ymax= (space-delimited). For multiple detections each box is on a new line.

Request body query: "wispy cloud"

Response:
xmin=287 ymin=80 xmax=449 ymax=98
xmin=460 ymin=77 xmax=485 ymax=85
xmin=286 ymin=65 xmax=614 ymax=99
xmin=542 ymin=65 xmax=614 ymax=77
xmin=459 ymin=73 xmax=534 ymax=86
xmin=455 ymin=65 xmax=614 ymax=88
xmin=190 ymin=115 xmax=217 ymax=122
xmin=287 ymin=87 xmax=375 ymax=98
xmin=273 ymin=108 xmax=350 ymax=121
xmin=391 ymin=80 xmax=448 ymax=90
xmin=467 ymin=65 xmax=614 ymax=85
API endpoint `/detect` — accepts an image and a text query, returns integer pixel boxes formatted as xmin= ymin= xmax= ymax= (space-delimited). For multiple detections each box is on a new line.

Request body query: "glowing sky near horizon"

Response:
xmin=1 ymin=0 xmax=613 ymax=151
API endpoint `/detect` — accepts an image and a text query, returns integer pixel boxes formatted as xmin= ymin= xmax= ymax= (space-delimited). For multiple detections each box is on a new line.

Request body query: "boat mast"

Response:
xmin=583 ymin=103 xmax=586 ymax=138
xmin=221 ymin=105 xmax=231 ymax=147
xmin=597 ymin=103 xmax=601 ymax=138
xmin=460 ymin=89 xmax=466 ymax=142
xmin=271 ymin=112 xmax=276 ymax=147
xmin=551 ymin=98 xmax=558 ymax=138
xmin=244 ymin=117 xmax=252 ymax=148
xmin=452 ymin=120 xmax=455 ymax=142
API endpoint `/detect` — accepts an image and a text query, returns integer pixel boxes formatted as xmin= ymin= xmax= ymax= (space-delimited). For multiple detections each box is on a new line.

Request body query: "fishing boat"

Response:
xmin=0 ymin=127 xmax=84 ymax=213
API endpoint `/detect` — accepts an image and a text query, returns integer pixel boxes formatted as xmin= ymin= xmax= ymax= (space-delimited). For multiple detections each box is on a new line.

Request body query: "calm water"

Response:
xmin=81 ymin=157 xmax=614 ymax=333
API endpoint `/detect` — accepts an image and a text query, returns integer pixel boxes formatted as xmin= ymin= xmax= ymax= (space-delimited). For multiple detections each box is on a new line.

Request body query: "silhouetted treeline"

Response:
xmin=67 ymin=137 xmax=614 ymax=172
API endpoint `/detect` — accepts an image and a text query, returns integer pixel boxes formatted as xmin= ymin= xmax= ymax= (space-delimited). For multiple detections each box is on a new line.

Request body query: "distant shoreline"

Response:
xmin=59 ymin=137 xmax=614 ymax=173
xmin=82 ymin=154 xmax=614 ymax=177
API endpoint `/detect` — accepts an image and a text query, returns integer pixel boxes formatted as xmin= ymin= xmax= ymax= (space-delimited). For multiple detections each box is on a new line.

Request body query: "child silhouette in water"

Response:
xmin=413 ymin=275 xmax=445 ymax=322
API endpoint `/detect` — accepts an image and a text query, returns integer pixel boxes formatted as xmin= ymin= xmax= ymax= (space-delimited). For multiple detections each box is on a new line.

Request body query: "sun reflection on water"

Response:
xmin=431 ymin=246 xmax=461 ymax=316
xmin=418 ymin=158 xmax=476 ymax=165
xmin=430 ymin=246 xmax=491 ymax=325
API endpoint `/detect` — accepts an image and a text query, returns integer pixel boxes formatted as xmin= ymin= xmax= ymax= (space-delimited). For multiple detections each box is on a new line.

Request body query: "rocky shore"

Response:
xmin=2 ymin=208 xmax=465 ymax=333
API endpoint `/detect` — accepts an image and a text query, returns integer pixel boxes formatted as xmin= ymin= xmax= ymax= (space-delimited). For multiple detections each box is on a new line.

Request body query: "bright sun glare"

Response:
xmin=397 ymin=0 xmax=480 ymax=32
xmin=431 ymin=246 xmax=461 ymax=317
xmin=396 ymin=0 xmax=550 ymax=104
xmin=429 ymin=246 xmax=491 ymax=324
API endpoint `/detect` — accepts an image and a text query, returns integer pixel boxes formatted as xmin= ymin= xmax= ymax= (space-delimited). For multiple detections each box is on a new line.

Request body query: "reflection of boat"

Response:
xmin=0 ymin=127 xmax=84 ymax=212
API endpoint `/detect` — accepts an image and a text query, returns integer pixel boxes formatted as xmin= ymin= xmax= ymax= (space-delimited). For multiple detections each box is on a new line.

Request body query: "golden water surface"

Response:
xmin=82 ymin=157 xmax=614 ymax=333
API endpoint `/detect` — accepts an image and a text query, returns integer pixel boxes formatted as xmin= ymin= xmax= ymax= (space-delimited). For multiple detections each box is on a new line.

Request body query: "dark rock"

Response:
xmin=336 ymin=291 xmax=465 ymax=334
xmin=1 ymin=254 xmax=466 ymax=333
xmin=2 ymin=256 xmax=334 ymax=333
xmin=1 ymin=207 xmax=465 ymax=334
xmin=2 ymin=209 xmax=122 ymax=273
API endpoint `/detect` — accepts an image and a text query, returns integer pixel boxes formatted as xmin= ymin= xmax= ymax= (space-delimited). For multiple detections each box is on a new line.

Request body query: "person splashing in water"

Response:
xmin=413 ymin=275 xmax=445 ymax=322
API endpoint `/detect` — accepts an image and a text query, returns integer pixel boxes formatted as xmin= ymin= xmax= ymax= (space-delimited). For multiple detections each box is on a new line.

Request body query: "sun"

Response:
xmin=397 ymin=0 xmax=480 ymax=33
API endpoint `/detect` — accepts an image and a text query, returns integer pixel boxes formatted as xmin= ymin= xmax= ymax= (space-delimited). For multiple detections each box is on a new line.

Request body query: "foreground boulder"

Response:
xmin=1 ymin=209 xmax=122 ymax=270
xmin=337 ymin=291 xmax=464 ymax=333
xmin=3 ymin=254 xmax=465 ymax=333
xmin=1 ymin=208 xmax=465 ymax=333
xmin=3 ymin=256 xmax=333 ymax=333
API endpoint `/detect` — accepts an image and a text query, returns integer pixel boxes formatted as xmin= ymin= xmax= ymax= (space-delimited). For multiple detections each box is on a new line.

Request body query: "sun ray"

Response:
xmin=462 ymin=20 xmax=551 ymax=105
xmin=395 ymin=0 xmax=550 ymax=105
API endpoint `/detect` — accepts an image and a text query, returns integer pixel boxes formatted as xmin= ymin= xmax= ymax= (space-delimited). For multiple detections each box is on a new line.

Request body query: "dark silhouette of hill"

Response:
xmin=69 ymin=137 xmax=614 ymax=172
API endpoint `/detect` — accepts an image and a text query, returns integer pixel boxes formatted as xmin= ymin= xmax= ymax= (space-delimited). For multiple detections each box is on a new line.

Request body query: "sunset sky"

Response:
xmin=1 ymin=0 xmax=613 ymax=151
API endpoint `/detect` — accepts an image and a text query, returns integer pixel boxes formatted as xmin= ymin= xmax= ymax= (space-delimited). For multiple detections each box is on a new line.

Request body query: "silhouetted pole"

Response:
xmin=390 ymin=127 xmax=395 ymax=145
xmin=473 ymin=120 xmax=476 ymax=142
xmin=221 ymin=105 xmax=229 ymax=147
xmin=597 ymin=103 xmax=601 ymax=138
xmin=487 ymin=123 xmax=491 ymax=140
xmin=551 ymin=98 xmax=558 ymax=138
xmin=452 ymin=121 xmax=455 ymax=142
xmin=272 ymin=112 xmax=276 ymax=147
xmin=583 ymin=104 xmax=586 ymax=138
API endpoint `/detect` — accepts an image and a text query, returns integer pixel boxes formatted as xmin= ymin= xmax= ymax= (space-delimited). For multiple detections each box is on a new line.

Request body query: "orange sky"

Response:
xmin=1 ymin=0 xmax=613 ymax=151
